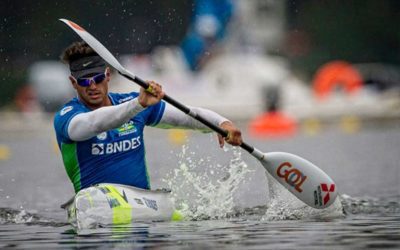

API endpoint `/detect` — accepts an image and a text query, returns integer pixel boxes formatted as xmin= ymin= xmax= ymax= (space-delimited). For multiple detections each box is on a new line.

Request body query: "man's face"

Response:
xmin=70 ymin=67 xmax=111 ymax=109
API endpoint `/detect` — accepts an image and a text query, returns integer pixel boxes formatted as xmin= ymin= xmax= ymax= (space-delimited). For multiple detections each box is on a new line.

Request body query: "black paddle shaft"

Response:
xmin=120 ymin=72 xmax=255 ymax=154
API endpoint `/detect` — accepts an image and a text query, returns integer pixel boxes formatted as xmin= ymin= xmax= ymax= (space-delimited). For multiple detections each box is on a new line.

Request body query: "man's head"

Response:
xmin=61 ymin=41 xmax=111 ymax=109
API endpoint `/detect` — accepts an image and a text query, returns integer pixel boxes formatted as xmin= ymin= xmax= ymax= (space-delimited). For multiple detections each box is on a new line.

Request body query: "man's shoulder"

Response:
xmin=109 ymin=91 xmax=139 ymax=104
xmin=54 ymin=98 xmax=84 ymax=121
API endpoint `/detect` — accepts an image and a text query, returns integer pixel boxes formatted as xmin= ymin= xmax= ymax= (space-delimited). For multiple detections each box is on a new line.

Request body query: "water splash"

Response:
xmin=162 ymin=144 xmax=253 ymax=220
xmin=262 ymin=172 xmax=345 ymax=221
xmin=0 ymin=207 xmax=40 ymax=224
xmin=162 ymin=143 xmax=349 ymax=222
xmin=0 ymin=208 xmax=68 ymax=226
xmin=340 ymin=194 xmax=400 ymax=215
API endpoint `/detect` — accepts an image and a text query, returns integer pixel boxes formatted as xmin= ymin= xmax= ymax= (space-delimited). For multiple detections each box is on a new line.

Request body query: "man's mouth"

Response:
xmin=88 ymin=92 xmax=101 ymax=99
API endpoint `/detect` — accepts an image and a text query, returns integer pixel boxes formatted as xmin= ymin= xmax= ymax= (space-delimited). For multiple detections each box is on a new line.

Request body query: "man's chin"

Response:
xmin=85 ymin=97 xmax=104 ymax=106
xmin=90 ymin=97 xmax=101 ymax=102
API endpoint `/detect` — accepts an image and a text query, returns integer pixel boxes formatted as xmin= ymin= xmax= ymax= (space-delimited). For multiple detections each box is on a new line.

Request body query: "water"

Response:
xmin=0 ymin=115 xmax=399 ymax=249
xmin=0 ymin=207 xmax=398 ymax=249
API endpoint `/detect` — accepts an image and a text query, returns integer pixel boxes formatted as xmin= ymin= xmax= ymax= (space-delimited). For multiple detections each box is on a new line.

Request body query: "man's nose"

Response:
xmin=88 ymin=80 xmax=97 ymax=89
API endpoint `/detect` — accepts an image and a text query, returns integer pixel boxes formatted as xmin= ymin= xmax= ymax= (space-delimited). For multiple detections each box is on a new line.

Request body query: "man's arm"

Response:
xmin=68 ymin=98 xmax=145 ymax=141
xmin=68 ymin=81 xmax=164 ymax=141
xmin=156 ymin=104 xmax=242 ymax=147
xmin=155 ymin=104 xmax=228 ymax=131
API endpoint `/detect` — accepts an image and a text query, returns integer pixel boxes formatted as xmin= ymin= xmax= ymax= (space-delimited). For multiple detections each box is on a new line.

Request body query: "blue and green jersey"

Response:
xmin=54 ymin=92 xmax=166 ymax=193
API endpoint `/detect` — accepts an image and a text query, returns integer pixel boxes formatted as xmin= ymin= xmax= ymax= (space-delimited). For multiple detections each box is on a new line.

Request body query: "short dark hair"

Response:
xmin=60 ymin=41 xmax=98 ymax=64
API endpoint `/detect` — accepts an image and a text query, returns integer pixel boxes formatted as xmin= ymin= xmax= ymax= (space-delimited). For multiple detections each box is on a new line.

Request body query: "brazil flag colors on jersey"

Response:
xmin=54 ymin=92 xmax=166 ymax=193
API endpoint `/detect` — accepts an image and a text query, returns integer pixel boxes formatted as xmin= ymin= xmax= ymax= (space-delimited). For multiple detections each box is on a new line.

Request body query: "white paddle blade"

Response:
xmin=262 ymin=152 xmax=337 ymax=209
xmin=59 ymin=18 xmax=132 ymax=77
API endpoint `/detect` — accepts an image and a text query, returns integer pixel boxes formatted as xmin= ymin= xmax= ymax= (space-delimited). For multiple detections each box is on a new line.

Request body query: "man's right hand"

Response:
xmin=218 ymin=121 xmax=243 ymax=148
xmin=138 ymin=81 xmax=165 ymax=107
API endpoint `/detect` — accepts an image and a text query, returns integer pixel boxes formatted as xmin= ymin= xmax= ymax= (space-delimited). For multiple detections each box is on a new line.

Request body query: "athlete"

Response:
xmin=54 ymin=41 xmax=243 ymax=193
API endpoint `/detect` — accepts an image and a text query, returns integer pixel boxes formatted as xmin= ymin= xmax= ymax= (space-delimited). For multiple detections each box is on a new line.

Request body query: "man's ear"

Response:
xmin=105 ymin=67 xmax=111 ymax=78
xmin=69 ymin=76 xmax=78 ymax=90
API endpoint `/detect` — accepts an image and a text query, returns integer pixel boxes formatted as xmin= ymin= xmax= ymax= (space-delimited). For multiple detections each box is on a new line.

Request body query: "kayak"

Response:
xmin=61 ymin=183 xmax=183 ymax=229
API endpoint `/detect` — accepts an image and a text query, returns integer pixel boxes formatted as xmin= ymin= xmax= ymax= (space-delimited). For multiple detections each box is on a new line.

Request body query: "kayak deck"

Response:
xmin=62 ymin=183 xmax=182 ymax=229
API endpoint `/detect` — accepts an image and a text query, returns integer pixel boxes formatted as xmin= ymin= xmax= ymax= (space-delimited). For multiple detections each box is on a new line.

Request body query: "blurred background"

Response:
xmin=0 ymin=0 xmax=399 ymax=211
xmin=0 ymin=0 xmax=399 ymax=125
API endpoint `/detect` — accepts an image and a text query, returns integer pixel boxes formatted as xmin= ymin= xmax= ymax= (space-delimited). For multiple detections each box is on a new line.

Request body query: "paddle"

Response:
xmin=59 ymin=18 xmax=338 ymax=209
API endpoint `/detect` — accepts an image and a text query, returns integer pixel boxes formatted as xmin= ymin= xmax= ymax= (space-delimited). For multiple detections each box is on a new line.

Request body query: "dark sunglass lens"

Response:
xmin=93 ymin=74 xmax=106 ymax=84
xmin=77 ymin=78 xmax=91 ymax=87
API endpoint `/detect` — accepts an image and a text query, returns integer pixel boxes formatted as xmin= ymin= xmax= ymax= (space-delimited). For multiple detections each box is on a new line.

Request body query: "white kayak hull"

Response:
xmin=62 ymin=183 xmax=181 ymax=229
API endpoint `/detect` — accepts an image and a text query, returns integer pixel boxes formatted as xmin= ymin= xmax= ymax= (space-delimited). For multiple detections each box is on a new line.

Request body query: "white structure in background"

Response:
xmin=112 ymin=0 xmax=400 ymax=121
xmin=29 ymin=61 xmax=74 ymax=112
xmin=229 ymin=0 xmax=286 ymax=51
xmin=110 ymin=0 xmax=298 ymax=120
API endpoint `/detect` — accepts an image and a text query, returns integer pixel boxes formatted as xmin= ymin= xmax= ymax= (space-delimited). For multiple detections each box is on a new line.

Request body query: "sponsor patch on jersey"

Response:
xmin=60 ymin=106 xmax=73 ymax=116
xmin=96 ymin=132 xmax=107 ymax=140
xmin=92 ymin=143 xmax=104 ymax=155
xmin=117 ymin=121 xmax=137 ymax=136
xmin=91 ymin=136 xmax=141 ymax=155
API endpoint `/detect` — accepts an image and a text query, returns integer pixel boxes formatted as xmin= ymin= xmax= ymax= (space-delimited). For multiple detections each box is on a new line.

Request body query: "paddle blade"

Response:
xmin=261 ymin=152 xmax=337 ymax=209
xmin=59 ymin=18 xmax=131 ymax=76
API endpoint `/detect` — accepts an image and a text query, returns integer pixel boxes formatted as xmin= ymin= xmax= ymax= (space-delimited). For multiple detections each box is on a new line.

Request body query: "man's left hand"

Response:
xmin=138 ymin=81 xmax=164 ymax=108
xmin=218 ymin=121 xmax=243 ymax=148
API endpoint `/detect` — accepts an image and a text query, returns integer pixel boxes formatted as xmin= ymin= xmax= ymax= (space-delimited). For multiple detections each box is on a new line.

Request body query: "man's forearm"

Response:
xmin=156 ymin=104 xmax=229 ymax=132
xmin=68 ymin=98 xmax=145 ymax=141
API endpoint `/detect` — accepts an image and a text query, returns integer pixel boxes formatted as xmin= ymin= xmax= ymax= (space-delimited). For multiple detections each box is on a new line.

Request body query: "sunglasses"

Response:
xmin=74 ymin=71 xmax=107 ymax=87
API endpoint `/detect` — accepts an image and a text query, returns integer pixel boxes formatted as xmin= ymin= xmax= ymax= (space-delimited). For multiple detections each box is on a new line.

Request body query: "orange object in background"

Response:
xmin=313 ymin=61 xmax=363 ymax=99
xmin=249 ymin=111 xmax=297 ymax=138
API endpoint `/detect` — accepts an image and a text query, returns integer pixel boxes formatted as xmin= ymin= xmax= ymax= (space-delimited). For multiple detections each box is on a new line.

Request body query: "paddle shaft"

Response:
xmin=120 ymin=71 xmax=255 ymax=154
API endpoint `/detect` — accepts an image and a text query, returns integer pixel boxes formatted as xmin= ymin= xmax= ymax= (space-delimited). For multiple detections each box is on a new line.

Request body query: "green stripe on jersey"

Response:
xmin=143 ymin=146 xmax=151 ymax=189
xmin=61 ymin=143 xmax=81 ymax=192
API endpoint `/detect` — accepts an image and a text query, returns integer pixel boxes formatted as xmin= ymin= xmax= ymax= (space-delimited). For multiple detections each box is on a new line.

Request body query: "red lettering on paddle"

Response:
xmin=276 ymin=162 xmax=307 ymax=193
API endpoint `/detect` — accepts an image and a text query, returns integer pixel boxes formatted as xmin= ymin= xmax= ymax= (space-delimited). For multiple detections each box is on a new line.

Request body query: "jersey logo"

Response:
xmin=92 ymin=144 xmax=104 ymax=155
xmin=91 ymin=136 xmax=141 ymax=155
xmin=96 ymin=132 xmax=107 ymax=140
xmin=60 ymin=106 xmax=73 ymax=116
xmin=117 ymin=121 xmax=137 ymax=136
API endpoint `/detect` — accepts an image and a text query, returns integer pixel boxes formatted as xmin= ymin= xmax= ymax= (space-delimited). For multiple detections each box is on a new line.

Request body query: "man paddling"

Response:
xmin=54 ymin=41 xmax=243 ymax=193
